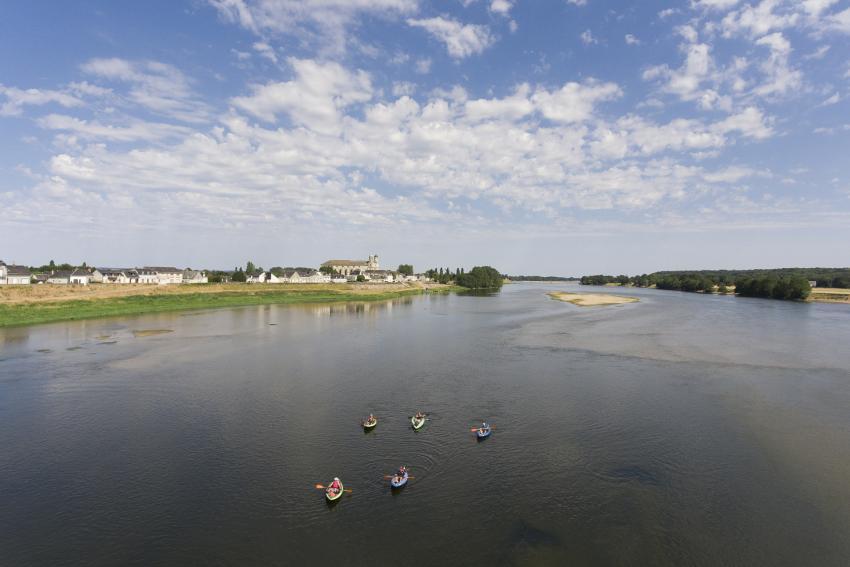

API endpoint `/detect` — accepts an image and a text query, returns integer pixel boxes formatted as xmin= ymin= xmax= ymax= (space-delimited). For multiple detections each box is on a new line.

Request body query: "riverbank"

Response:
xmin=0 ymin=282 xmax=457 ymax=327
xmin=583 ymin=283 xmax=850 ymax=305
xmin=808 ymin=287 xmax=850 ymax=304
xmin=548 ymin=291 xmax=639 ymax=307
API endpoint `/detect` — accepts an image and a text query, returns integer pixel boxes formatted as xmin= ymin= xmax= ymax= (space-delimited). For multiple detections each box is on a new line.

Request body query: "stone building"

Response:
xmin=320 ymin=254 xmax=379 ymax=276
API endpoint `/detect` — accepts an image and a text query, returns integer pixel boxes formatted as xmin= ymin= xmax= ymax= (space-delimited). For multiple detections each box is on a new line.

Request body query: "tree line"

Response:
xmin=425 ymin=266 xmax=504 ymax=289
xmin=579 ymin=269 xmax=825 ymax=300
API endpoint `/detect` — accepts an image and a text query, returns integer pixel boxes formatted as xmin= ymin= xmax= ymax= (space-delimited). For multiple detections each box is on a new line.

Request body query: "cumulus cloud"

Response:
xmin=230 ymin=58 xmax=373 ymax=131
xmin=407 ymin=16 xmax=494 ymax=58
xmin=532 ymin=80 xmax=621 ymax=123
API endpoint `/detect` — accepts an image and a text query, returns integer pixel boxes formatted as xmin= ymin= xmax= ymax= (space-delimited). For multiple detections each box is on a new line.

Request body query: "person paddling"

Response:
xmin=328 ymin=477 xmax=341 ymax=496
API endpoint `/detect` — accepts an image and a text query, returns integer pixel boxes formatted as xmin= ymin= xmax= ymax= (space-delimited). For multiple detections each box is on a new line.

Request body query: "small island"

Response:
xmin=548 ymin=291 xmax=639 ymax=307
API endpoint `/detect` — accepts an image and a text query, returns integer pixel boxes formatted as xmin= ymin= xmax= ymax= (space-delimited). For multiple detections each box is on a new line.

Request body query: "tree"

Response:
xmin=356 ymin=274 xmax=366 ymax=282
xmin=231 ymin=268 xmax=246 ymax=282
xmin=456 ymin=266 xmax=503 ymax=289
xmin=398 ymin=264 xmax=414 ymax=276
xmin=246 ymin=261 xmax=256 ymax=275
xmin=319 ymin=265 xmax=336 ymax=275
xmin=49 ymin=260 xmax=55 ymax=268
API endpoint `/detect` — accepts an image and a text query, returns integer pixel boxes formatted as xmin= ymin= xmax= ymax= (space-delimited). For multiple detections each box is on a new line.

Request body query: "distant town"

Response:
xmin=0 ymin=254 xmax=431 ymax=286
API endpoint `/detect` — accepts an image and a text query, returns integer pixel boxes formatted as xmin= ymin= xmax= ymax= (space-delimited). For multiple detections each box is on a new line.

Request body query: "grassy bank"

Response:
xmin=0 ymin=283 xmax=444 ymax=328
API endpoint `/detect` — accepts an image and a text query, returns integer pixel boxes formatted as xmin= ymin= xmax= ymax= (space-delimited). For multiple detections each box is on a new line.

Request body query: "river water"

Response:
xmin=1 ymin=284 xmax=849 ymax=566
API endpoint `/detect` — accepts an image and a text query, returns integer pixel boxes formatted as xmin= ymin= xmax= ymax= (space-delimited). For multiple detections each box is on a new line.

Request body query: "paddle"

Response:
xmin=315 ymin=484 xmax=353 ymax=492
xmin=383 ymin=475 xmax=415 ymax=479
xmin=470 ymin=426 xmax=495 ymax=432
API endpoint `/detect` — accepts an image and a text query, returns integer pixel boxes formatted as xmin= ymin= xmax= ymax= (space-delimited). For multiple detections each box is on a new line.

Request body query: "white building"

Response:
xmin=182 ymin=269 xmax=208 ymax=284
xmin=247 ymin=272 xmax=280 ymax=284
xmin=135 ymin=268 xmax=158 ymax=284
xmin=0 ymin=261 xmax=31 ymax=285
xmin=142 ymin=267 xmax=183 ymax=285
xmin=280 ymin=268 xmax=331 ymax=283
xmin=70 ymin=268 xmax=92 ymax=285
xmin=101 ymin=269 xmax=134 ymax=284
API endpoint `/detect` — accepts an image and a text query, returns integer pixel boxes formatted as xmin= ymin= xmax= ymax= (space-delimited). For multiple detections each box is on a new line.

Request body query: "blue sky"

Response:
xmin=1 ymin=0 xmax=849 ymax=275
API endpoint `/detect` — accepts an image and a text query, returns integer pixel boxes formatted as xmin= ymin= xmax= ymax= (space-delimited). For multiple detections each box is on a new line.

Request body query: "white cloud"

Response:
xmin=753 ymin=33 xmax=802 ymax=98
xmin=692 ymin=0 xmax=739 ymax=10
xmin=825 ymin=7 xmax=850 ymax=33
xmin=802 ymin=0 xmax=838 ymax=18
xmin=625 ymin=34 xmax=641 ymax=45
xmin=38 ymin=114 xmax=190 ymax=142
xmin=566 ymin=0 xmax=587 ymax=6
xmin=721 ymin=0 xmax=800 ymax=38
xmin=0 ymin=84 xmax=82 ymax=116
xmin=208 ymin=0 xmax=418 ymax=54
xmin=81 ymin=58 xmax=210 ymax=123
xmin=532 ymin=80 xmax=622 ymax=123
xmin=252 ymin=41 xmax=278 ymax=63
xmin=407 ymin=17 xmax=494 ymax=58
xmin=580 ymin=29 xmax=598 ymax=45
xmin=230 ymin=58 xmax=373 ymax=131
xmin=804 ymin=45 xmax=830 ymax=60
xmin=490 ymin=0 xmax=512 ymax=16
xmin=819 ymin=92 xmax=840 ymax=106
xmin=392 ymin=81 xmax=417 ymax=96
xmin=415 ymin=58 xmax=432 ymax=74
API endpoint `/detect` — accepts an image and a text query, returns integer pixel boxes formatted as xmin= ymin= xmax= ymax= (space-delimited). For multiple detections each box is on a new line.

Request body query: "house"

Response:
xmin=808 ymin=281 xmax=817 ymax=288
xmin=88 ymin=268 xmax=104 ymax=283
xmin=247 ymin=272 xmax=279 ymax=284
xmin=135 ymin=268 xmax=158 ymax=284
xmin=0 ymin=261 xmax=31 ymax=284
xmin=32 ymin=273 xmax=49 ymax=284
xmin=46 ymin=270 xmax=73 ymax=284
xmin=143 ymin=267 xmax=183 ymax=285
xmin=182 ymin=269 xmax=208 ymax=284
xmin=101 ymin=269 xmax=134 ymax=284
xmin=320 ymin=254 xmax=379 ymax=276
xmin=279 ymin=268 xmax=331 ymax=284
xmin=70 ymin=268 xmax=92 ymax=285
xmin=365 ymin=270 xmax=395 ymax=283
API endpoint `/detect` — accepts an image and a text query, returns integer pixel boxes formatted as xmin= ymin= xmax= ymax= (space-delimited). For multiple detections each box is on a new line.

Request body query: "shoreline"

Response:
xmin=548 ymin=291 xmax=639 ymax=307
xmin=0 ymin=282 xmax=460 ymax=328
xmin=577 ymin=283 xmax=850 ymax=305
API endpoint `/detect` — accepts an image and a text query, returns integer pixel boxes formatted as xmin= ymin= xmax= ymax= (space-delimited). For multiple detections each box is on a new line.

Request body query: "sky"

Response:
xmin=1 ymin=0 xmax=849 ymax=275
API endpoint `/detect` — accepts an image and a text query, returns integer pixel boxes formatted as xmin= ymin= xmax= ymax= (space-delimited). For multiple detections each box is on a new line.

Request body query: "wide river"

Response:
xmin=2 ymin=283 xmax=850 ymax=566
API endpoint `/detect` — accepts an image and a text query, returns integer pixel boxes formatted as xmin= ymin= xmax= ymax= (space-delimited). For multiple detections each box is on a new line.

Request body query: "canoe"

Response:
xmin=326 ymin=479 xmax=344 ymax=502
xmin=390 ymin=470 xmax=409 ymax=489
xmin=411 ymin=415 xmax=426 ymax=430
xmin=362 ymin=418 xmax=378 ymax=429
xmin=476 ymin=427 xmax=492 ymax=439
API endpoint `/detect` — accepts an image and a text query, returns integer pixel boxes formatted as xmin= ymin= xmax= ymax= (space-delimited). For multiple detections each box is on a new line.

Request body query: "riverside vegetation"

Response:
xmin=0 ymin=283 xmax=433 ymax=328
xmin=0 ymin=264 xmax=505 ymax=328
xmin=580 ymin=268 xmax=850 ymax=302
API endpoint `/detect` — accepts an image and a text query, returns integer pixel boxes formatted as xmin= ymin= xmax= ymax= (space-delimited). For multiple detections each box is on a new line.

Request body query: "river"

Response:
xmin=1 ymin=283 xmax=849 ymax=565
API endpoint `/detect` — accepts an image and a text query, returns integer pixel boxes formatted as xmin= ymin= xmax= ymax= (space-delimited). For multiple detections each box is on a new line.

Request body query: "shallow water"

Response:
xmin=1 ymin=284 xmax=849 ymax=566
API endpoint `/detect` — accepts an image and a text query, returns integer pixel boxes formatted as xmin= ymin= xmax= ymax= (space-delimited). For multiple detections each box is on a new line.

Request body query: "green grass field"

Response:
xmin=0 ymin=287 xmax=427 ymax=328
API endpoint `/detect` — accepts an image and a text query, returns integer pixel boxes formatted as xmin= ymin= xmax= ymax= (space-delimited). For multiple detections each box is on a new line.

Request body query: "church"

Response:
xmin=321 ymin=254 xmax=379 ymax=276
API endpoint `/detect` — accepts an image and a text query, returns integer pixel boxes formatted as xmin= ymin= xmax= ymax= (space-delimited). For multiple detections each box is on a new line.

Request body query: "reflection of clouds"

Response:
xmin=300 ymin=297 xmax=415 ymax=318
